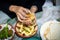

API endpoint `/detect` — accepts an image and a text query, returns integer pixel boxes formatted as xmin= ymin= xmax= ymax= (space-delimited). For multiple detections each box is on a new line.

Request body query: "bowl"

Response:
xmin=0 ymin=24 xmax=15 ymax=40
xmin=15 ymin=21 xmax=38 ymax=38
xmin=15 ymin=12 xmax=38 ymax=38
xmin=40 ymin=20 xmax=60 ymax=40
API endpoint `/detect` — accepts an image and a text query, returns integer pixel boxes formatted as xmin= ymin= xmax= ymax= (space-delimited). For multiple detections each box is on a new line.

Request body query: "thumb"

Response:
xmin=30 ymin=6 xmax=38 ymax=13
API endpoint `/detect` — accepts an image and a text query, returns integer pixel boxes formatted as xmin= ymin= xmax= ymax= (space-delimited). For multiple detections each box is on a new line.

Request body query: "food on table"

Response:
xmin=15 ymin=12 xmax=37 ymax=38
xmin=40 ymin=21 xmax=60 ymax=40
xmin=0 ymin=24 xmax=14 ymax=39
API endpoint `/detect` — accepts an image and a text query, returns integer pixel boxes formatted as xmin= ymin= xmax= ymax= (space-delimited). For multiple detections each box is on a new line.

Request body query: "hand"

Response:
xmin=30 ymin=6 xmax=38 ymax=13
xmin=9 ymin=5 xmax=31 ymax=25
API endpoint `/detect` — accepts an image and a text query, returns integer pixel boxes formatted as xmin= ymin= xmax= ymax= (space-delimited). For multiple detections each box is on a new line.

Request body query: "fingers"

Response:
xmin=17 ymin=14 xmax=23 ymax=22
xmin=18 ymin=10 xmax=28 ymax=18
xmin=17 ymin=12 xmax=27 ymax=20
xmin=17 ymin=13 xmax=31 ymax=24
xmin=22 ymin=8 xmax=30 ymax=13
xmin=17 ymin=14 xmax=31 ymax=25
xmin=16 ymin=6 xmax=35 ymax=25
xmin=17 ymin=7 xmax=31 ymax=18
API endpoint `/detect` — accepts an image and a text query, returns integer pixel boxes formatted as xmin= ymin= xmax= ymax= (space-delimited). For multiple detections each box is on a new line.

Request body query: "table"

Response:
xmin=0 ymin=11 xmax=60 ymax=40
xmin=0 ymin=11 xmax=43 ymax=40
